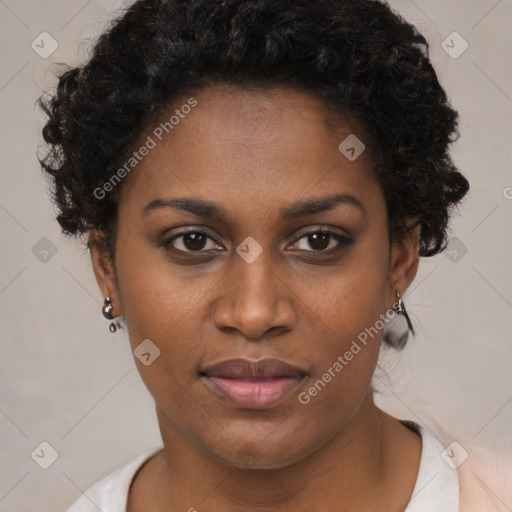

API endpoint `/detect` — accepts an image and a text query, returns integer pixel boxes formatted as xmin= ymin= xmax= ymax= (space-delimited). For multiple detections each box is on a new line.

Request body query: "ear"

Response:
xmin=88 ymin=229 xmax=123 ymax=317
xmin=389 ymin=218 xmax=421 ymax=300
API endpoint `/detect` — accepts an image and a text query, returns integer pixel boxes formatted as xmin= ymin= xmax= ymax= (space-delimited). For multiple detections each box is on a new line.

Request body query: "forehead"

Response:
xmin=117 ymin=83 xmax=382 ymax=223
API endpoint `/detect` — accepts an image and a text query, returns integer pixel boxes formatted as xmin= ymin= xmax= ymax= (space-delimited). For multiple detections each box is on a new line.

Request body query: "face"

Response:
xmin=90 ymin=84 xmax=419 ymax=469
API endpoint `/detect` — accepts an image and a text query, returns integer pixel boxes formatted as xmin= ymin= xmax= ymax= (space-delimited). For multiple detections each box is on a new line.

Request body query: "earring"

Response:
xmin=383 ymin=291 xmax=414 ymax=350
xmin=102 ymin=296 xmax=114 ymax=319
xmin=102 ymin=297 xmax=121 ymax=333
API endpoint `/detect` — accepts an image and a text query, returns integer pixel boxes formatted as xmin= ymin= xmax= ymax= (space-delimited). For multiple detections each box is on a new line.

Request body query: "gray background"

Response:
xmin=0 ymin=0 xmax=511 ymax=510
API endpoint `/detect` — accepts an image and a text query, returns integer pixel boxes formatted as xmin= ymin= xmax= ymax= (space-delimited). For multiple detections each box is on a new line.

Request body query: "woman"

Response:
xmin=37 ymin=0 xmax=470 ymax=510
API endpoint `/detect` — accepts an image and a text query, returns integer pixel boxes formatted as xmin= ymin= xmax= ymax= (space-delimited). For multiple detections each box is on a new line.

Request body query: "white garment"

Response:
xmin=66 ymin=422 xmax=459 ymax=512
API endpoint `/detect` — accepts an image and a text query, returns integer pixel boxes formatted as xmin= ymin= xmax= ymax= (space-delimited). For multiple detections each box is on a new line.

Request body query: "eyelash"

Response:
xmin=162 ymin=227 xmax=354 ymax=257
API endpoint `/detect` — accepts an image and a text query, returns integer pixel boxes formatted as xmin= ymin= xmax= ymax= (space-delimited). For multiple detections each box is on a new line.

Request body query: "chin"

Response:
xmin=203 ymin=434 xmax=310 ymax=470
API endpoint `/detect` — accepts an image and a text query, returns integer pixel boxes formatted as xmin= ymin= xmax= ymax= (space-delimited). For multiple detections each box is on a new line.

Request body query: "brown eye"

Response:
xmin=289 ymin=230 xmax=354 ymax=253
xmin=180 ymin=232 xmax=208 ymax=251
xmin=163 ymin=230 xmax=223 ymax=253
xmin=305 ymin=232 xmax=331 ymax=251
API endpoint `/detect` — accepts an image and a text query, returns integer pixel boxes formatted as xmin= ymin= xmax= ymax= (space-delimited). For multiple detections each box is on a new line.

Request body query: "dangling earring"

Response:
xmin=102 ymin=296 xmax=121 ymax=333
xmin=383 ymin=291 xmax=414 ymax=349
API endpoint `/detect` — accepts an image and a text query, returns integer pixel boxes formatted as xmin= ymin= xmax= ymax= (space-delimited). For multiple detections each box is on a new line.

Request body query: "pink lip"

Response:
xmin=202 ymin=375 xmax=305 ymax=409
xmin=199 ymin=357 xmax=308 ymax=409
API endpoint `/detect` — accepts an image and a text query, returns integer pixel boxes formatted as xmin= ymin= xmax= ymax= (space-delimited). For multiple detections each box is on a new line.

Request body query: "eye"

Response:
xmin=163 ymin=229 xmax=223 ymax=253
xmin=162 ymin=227 xmax=354 ymax=256
xmin=288 ymin=229 xmax=354 ymax=254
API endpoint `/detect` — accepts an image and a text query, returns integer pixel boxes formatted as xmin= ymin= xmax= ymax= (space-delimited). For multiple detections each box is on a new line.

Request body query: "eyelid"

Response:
xmin=289 ymin=225 xmax=352 ymax=243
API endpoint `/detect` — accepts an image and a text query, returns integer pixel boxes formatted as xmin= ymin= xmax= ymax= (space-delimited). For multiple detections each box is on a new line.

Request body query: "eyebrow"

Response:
xmin=141 ymin=193 xmax=364 ymax=221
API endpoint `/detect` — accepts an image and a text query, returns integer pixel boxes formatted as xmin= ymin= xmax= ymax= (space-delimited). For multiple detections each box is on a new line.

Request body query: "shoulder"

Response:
xmin=402 ymin=421 xmax=459 ymax=512
xmin=457 ymin=443 xmax=512 ymax=512
xmin=65 ymin=448 xmax=162 ymax=512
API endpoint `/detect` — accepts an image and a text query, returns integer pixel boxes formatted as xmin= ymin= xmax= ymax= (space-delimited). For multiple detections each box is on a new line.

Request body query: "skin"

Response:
xmin=89 ymin=83 xmax=422 ymax=512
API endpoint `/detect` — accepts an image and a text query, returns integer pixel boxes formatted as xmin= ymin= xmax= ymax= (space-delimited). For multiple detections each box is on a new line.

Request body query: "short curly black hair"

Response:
xmin=37 ymin=0 xmax=469 ymax=266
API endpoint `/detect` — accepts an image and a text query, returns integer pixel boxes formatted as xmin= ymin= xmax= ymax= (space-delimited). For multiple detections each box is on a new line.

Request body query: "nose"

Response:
xmin=213 ymin=251 xmax=297 ymax=340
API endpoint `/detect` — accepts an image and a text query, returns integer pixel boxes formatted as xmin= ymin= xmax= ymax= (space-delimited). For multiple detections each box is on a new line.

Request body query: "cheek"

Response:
xmin=115 ymin=233 xmax=204 ymax=340
xmin=293 ymin=274 xmax=386 ymax=439
xmin=113 ymin=237 xmax=218 ymax=399
xmin=290 ymin=235 xmax=389 ymax=414
xmin=289 ymin=232 xmax=390 ymax=343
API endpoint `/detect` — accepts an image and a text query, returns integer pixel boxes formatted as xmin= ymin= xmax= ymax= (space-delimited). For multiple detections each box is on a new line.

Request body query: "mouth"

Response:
xmin=199 ymin=358 xmax=307 ymax=409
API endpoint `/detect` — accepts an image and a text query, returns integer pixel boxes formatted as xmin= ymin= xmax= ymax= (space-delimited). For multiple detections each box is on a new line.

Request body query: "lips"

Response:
xmin=201 ymin=358 xmax=306 ymax=379
xmin=199 ymin=358 xmax=307 ymax=409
